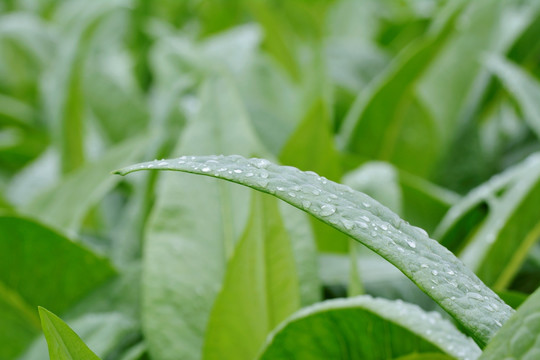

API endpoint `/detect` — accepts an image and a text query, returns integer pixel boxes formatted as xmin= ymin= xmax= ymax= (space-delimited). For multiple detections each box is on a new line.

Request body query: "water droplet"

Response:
xmin=397 ymin=247 xmax=405 ymax=253
xmin=260 ymin=170 xmax=269 ymax=178
xmin=380 ymin=224 xmax=388 ymax=231
xmin=468 ymin=292 xmax=483 ymax=301
xmin=312 ymin=189 xmax=321 ymax=195
xmin=356 ymin=221 xmax=368 ymax=229
xmin=484 ymin=304 xmax=495 ymax=312
xmin=234 ymin=169 xmax=242 ymax=174
xmin=158 ymin=161 xmax=168 ymax=166
xmin=147 ymin=164 xmax=154 ymax=168
xmin=288 ymin=192 xmax=296 ymax=198
xmin=360 ymin=215 xmax=370 ymax=222
xmin=413 ymin=226 xmax=428 ymax=237
xmin=178 ymin=160 xmax=185 ymax=164
xmin=276 ymin=187 xmax=285 ymax=191
xmin=258 ymin=180 xmax=269 ymax=188
xmin=432 ymin=270 xmax=438 ymax=276
xmin=447 ymin=270 xmax=455 ymax=275
xmin=341 ymin=219 xmax=354 ymax=230
xmin=201 ymin=167 xmax=211 ymax=172
xmin=421 ymin=264 xmax=429 ymax=268
xmin=406 ymin=239 xmax=416 ymax=248
xmin=329 ymin=194 xmax=337 ymax=199
xmin=362 ymin=202 xmax=371 ymax=208
xmin=302 ymin=200 xmax=311 ymax=209
xmin=292 ymin=185 xmax=301 ymax=191
xmin=491 ymin=303 xmax=499 ymax=310
xmin=318 ymin=176 xmax=328 ymax=184
xmin=253 ymin=158 xmax=270 ymax=169
xmin=494 ymin=320 xmax=502 ymax=327
xmin=451 ymin=296 xmax=456 ymax=300
xmin=246 ymin=172 xmax=254 ymax=177
xmin=320 ymin=204 xmax=336 ymax=216
xmin=370 ymin=231 xmax=378 ymax=237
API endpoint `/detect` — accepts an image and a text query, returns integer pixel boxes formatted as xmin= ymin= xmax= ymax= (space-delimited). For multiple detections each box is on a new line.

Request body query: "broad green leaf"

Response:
xmin=339 ymin=2 xmax=462 ymax=176
xmin=21 ymin=136 xmax=147 ymax=235
xmin=203 ymin=193 xmax=300 ymax=360
xmin=281 ymin=99 xmax=348 ymax=253
xmin=434 ymin=153 xmax=540 ymax=252
xmin=480 ymin=286 xmax=540 ymax=359
xmin=39 ymin=307 xmax=101 ymax=360
xmin=141 ymin=77 xmax=265 ymax=360
xmin=259 ymin=296 xmax=481 ymax=360
xmin=0 ymin=215 xmax=114 ymax=358
xmin=460 ymin=163 xmax=540 ymax=291
xmin=485 ymin=55 xmax=540 ymax=139
xmin=116 ymin=155 xmax=514 ymax=346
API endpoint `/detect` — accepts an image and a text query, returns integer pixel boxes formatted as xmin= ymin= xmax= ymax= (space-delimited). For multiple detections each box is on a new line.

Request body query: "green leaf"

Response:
xmin=434 ymin=153 xmax=540 ymax=252
xmin=203 ymin=192 xmax=300 ymax=360
xmin=21 ymin=136 xmax=148 ymax=234
xmin=485 ymin=55 xmax=540 ymax=139
xmin=339 ymin=2 xmax=463 ymax=176
xmin=480 ymin=286 xmax=540 ymax=359
xmin=281 ymin=99 xmax=348 ymax=253
xmin=259 ymin=296 xmax=481 ymax=360
xmin=141 ymin=77 xmax=265 ymax=360
xmin=38 ymin=307 xmax=101 ymax=360
xmin=0 ymin=215 xmax=114 ymax=358
xmin=116 ymin=155 xmax=513 ymax=347
xmin=459 ymin=162 xmax=540 ymax=291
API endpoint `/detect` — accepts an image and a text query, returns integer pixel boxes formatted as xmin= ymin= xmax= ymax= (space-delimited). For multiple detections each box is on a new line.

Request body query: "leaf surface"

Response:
xmin=259 ymin=296 xmax=481 ymax=360
xmin=480 ymin=286 xmax=540 ymax=359
xmin=39 ymin=307 xmax=101 ymax=360
xmin=203 ymin=193 xmax=300 ymax=360
xmin=116 ymin=155 xmax=513 ymax=347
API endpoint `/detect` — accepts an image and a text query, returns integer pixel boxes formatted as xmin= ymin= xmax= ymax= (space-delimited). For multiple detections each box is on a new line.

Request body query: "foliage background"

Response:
xmin=1 ymin=0 xmax=540 ymax=359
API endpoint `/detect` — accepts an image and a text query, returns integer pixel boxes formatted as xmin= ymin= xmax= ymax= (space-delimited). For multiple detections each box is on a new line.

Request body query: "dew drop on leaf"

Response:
xmin=320 ymin=204 xmax=336 ymax=216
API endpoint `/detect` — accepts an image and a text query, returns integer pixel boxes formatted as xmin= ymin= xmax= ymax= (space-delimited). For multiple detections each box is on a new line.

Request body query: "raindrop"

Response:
xmin=158 ymin=161 xmax=168 ymax=166
xmin=246 ymin=172 xmax=254 ymax=177
xmin=253 ymin=158 xmax=270 ymax=169
xmin=370 ymin=231 xmax=378 ymax=237
xmin=494 ymin=320 xmax=502 ymax=327
xmin=178 ymin=160 xmax=185 ymax=164
xmin=397 ymin=247 xmax=405 ymax=253
xmin=218 ymin=168 xmax=227 ymax=172
xmin=468 ymin=292 xmax=483 ymax=301
xmin=446 ymin=270 xmax=455 ymax=275
xmin=484 ymin=305 xmax=495 ymax=312
xmin=260 ymin=170 xmax=269 ymax=178
xmin=360 ymin=215 xmax=370 ymax=222
xmin=147 ymin=164 xmax=154 ymax=168
xmin=341 ymin=219 xmax=354 ymax=230
xmin=276 ymin=187 xmax=285 ymax=191
xmin=292 ymin=185 xmax=301 ymax=191
xmin=312 ymin=189 xmax=321 ymax=195
xmin=421 ymin=264 xmax=429 ymax=268
xmin=201 ymin=167 xmax=211 ymax=172
xmin=288 ymin=192 xmax=296 ymax=198
xmin=431 ymin=270 xmax=438 ymax=276
xmin=302 ymin=200 xmax=311 ymax=209
xmin=491 ymin=303 xmax=499 ymax=310
xmin=320 ymin=204 xmax=336 ymax=216
xmin=451 ymin=296 xmax=456 ymax=300
xmin=234 ymin=169 xmax=242 ymax=174
xmin=406 ymin=239 xmax=416 ymax=248
xmin=258 ymin=180 xmax=269 ymax=188
xmin=380 ymin=224 xmax=388 ymax=231
xmin=356 ymin=221 xmax=368 ymax=229
xmin=362 ymin=202 xmax=371 ymax=208
xmin=329 ymin=194 xmax=338 ymax=199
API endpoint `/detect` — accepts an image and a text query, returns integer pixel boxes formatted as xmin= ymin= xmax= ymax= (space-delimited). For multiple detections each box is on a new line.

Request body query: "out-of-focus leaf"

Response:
xmin=340 ymin=2 xmax=463 ymax=177
xmin=0 ymin=215 xmax=114 ymax=358
xmin=460 ymin=161 xmax=540 ymax=291
xmin=485 ymin=55 xmax=540 ymax=139
xmin=259 ymin=296 xmax=481 ymax=360
xmin=116 ymin=155 xmax=514 ymax=346
xmin=21 ymin=136 xmax=147 ymax=235
xmin=203 ymin=193 xmax=300 ymax=360
xmin=281 ymin=99 xmax=347 ymax=253
xmin=141 ymin=77 xmax=265 ymax=360
xmin=434 ymin=153 xmax=540 ymax=252
xmin=39 ymin=307 xmax=101 ymax=360
xmin=480 ymin=286 xmax=540 ymax=359
xmin=497 ymin=290 xmax=528 ymax=310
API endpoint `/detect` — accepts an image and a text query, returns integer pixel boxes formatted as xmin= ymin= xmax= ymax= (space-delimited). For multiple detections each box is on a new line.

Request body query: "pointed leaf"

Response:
xmin=203 ymin=193 xmax=300 ymax=360
xmin=38 ymin=307 xmax=101 ymax=360
xmin=116 ymin=155 xmax=513 ymax=346
xmin=480 ymin=286 xmax=540 ymax=359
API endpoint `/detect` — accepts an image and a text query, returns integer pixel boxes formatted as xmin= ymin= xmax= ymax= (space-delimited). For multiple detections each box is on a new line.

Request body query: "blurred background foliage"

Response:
xmin=1 ymin=0 xmax=540 ymax=359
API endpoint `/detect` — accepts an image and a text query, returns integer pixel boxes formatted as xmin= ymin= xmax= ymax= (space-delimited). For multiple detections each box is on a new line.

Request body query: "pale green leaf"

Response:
xmin=38 ymin=307 xmax=101 ymax=360
xmin=116 ymin=155 xmax=513 ymax=346
xmin=203 ymin=193 xmax=300 ymax=360
xmin=259 ymin=296 xmax=481 ymax=360
xmin=480 ymin=286 xmax=540 ymax=359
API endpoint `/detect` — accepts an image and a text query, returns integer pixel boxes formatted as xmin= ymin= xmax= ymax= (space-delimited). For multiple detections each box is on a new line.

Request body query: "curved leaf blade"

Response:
xmin=480 ymin=286 xmax=540 ymax=359
xmin=259 ymin=296 xmax=481 ymax=360
xmin=38 ymin=307 xmax=101 ymax=360
xmin=115 ymin=155 xmax=513 ymax=346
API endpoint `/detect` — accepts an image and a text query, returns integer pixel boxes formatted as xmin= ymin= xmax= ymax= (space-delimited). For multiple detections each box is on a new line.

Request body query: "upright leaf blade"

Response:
xmin=116 ymin=155 xmax=514 ymax=346
xmin=39 ymin=307 xmax=101 ymax=360
xmin=480 ymin=286 xmax=540 ymax=359
xmin=203 ymin=193 xmax=300 ymax=360
xmin=259 ymin=296 xmax=481 ymax=360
